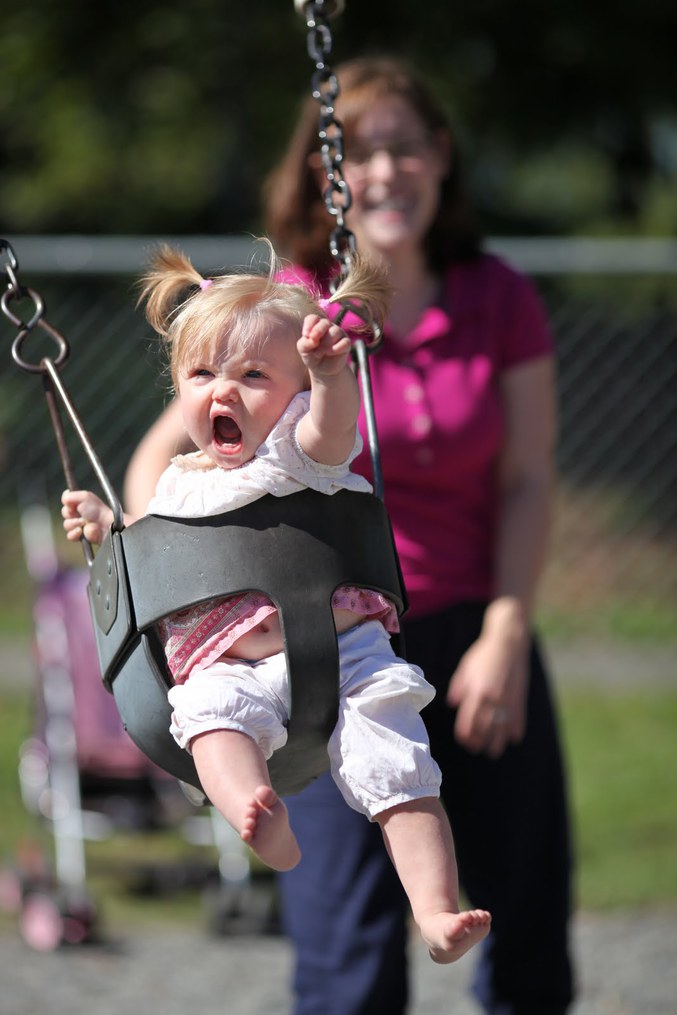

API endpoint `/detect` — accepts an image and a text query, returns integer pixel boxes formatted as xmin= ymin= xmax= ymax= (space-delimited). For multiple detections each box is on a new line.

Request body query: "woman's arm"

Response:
xmin=447 ymin=356 xmax=557 ymax=757
xmin=493 ymin=354 xmax=557 ymax=615
xmin=123 ymin=398 xmax=194 ymax=516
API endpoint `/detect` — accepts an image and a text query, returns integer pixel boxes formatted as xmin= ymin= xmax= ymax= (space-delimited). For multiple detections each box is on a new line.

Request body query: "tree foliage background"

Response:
xmin=1 ymin=0 xmax=676 ymax=238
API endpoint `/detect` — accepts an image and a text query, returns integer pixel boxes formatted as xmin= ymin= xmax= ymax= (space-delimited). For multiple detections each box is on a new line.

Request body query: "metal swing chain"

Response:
xmin=299 ymin=0 xmax=386 ymax=498
xmin=302 ymin=1 xmax=354 ymax=284
xmin=0 ymin=238 xmax=125 ymax=549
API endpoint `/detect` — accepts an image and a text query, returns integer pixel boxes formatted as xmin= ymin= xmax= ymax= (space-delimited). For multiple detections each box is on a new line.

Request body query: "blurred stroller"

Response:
xmin=4 ymin=501 xmax=278 ymax=950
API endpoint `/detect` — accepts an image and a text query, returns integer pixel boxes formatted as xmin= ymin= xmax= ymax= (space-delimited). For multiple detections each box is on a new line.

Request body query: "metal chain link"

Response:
xmin=0 ymin=238 xmax=20 ymax=294
xmin=301 ymin=0 xmax=383 ymax=360
xmin=302 ymin=1 xmax=355 ymax=282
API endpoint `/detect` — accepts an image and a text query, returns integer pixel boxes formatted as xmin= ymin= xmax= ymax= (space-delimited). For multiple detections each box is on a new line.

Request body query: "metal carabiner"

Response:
xmin=11 ymin=313 xmax=71 ymax=374
xmin=0 ymin=284 xmax=44 ymax=331
xmin=2 ymin=281 xmax=70 ymax=372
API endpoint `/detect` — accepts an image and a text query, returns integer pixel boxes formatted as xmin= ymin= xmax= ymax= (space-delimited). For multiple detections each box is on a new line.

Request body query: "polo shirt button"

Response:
xmin=411 ymin=414 xmax=432 ymax=436
xmin=404 ymin=383 xmax=424 ymax=403
xmin=415 ymin=447 xmax=434 ymax=465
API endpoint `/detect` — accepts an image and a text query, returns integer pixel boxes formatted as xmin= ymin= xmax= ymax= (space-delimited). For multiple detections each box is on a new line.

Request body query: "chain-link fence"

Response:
xmin=1 ymin=236 xmax=676 ymax=639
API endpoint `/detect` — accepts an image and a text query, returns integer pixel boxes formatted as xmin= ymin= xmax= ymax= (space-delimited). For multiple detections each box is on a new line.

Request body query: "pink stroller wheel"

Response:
xmin=19 ymin=893 xmax=64 ymax=952
xmin=19 ymin=890 xmax=98 ymax=951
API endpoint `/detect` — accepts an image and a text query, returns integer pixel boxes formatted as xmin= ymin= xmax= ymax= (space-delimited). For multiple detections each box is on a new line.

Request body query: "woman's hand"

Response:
xmin=446 ymin=603 xmax=529 ymax=758
xmin=61 ymin=489 xmax=114 ymax=546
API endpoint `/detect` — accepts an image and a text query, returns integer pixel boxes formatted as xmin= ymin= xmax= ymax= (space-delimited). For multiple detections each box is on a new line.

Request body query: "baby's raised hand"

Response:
xmin=61 ymin=489 xmax=113 ymax=546
xmin=298 ymin=314 xmax=352 ymax=378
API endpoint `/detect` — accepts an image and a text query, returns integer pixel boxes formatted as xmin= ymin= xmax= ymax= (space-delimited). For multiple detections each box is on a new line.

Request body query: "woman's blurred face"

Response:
xmin=341 ymin=95 xmax=450 ymax=261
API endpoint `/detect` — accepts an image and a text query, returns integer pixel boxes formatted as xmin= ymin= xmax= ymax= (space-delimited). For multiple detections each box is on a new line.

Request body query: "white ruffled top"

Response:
xmin=147 ymin=392 xmax=373 ymax=519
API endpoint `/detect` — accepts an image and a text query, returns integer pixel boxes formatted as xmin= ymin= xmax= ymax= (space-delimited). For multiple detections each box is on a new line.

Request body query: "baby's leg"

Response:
xmin=376 ymin=797 xmax=491 ymax=963
xmin=191 ymin=729 xmax=300 ymax=871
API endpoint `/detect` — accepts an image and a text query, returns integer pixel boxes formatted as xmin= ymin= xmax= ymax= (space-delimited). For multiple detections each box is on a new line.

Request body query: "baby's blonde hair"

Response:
xmin=138 ymin=240 xmax=390 ymax=389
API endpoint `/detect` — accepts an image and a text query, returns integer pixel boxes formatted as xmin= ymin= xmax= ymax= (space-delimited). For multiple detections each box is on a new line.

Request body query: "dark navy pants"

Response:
xmin=279 ymin=603 xmax=575 ymax=1015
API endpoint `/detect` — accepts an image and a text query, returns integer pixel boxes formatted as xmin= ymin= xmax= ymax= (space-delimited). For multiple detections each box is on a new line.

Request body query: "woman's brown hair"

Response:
xmin=263 ymin=56 xmax=482 ymax=275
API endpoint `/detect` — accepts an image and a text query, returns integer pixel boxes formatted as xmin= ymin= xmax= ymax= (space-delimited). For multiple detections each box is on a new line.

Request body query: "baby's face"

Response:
xmin=177 ymin=322 xmax=307 ymax=469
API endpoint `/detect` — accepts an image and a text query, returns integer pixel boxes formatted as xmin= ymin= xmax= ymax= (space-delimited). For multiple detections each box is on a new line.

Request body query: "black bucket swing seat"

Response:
xmin=89 ymin=483 xmax=406 ymax=799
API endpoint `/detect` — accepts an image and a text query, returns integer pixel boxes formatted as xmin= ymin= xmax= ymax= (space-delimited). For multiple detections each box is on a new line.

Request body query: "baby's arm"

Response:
xmin=296 ymin=314 xmax=360 ymax=466
xmin=61 ymin=489 xmax=134 ymax=545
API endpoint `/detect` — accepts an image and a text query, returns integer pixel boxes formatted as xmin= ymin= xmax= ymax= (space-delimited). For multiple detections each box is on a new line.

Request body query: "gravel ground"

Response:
xmin=1 ymin=908 xmax=676 ymax=1015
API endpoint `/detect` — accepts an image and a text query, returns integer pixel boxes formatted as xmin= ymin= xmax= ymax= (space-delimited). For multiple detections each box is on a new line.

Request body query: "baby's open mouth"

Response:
xmin=213 ymin=415 xmax=242 ymax=447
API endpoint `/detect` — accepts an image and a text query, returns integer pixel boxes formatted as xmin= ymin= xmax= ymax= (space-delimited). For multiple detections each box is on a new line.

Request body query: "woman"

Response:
xmin=125 ymin=57 xmax=574 ymax=1015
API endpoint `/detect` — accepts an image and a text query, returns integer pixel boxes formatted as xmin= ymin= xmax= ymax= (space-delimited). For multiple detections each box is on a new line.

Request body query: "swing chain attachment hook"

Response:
xmin=0 ymin=238 xmax=125 ymax=543
xmin=300 ymin=0 xmax=382 ymax=355
xmin=1 ymin=239 xmax=70 ymax=372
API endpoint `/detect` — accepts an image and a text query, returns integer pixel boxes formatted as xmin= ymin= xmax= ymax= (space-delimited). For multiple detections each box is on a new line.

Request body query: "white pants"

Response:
xmin=168 ymin=621 xmax=441 ymax=819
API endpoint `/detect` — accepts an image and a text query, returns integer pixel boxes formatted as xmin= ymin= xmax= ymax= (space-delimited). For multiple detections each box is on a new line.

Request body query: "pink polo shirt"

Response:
xmin=283 ymin=254 xmax=553 ymax=618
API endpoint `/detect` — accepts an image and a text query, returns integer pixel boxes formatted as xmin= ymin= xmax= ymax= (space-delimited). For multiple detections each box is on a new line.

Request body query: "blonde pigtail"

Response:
xmin=137 ymin=244 xmax=206 ymax=338
xmin=325 ymin=253 xmax=391 ymax=335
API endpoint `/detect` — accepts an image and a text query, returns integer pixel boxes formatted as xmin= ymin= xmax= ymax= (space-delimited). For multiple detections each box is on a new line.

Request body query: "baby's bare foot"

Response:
xmin=241 ymin=785 xmax=301 ymax=872
xmin=420 ymin=908 xmax=491 ymax=964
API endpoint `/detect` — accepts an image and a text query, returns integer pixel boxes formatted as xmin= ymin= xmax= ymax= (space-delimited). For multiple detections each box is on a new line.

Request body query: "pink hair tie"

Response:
xmin=318 ymin=297 xmax=332 ymax=310
xmin=199 ymin=278 xmax=213 ymax=291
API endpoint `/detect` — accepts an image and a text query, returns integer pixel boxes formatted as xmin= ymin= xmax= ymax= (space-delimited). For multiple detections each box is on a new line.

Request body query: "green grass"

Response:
xmin=560 ymin=686 xmax=677 ymax=911
xmin=539 ymin=601 xmax=677 ymax=644
xmin=0 ymin=510 xmax=32 ymax=637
